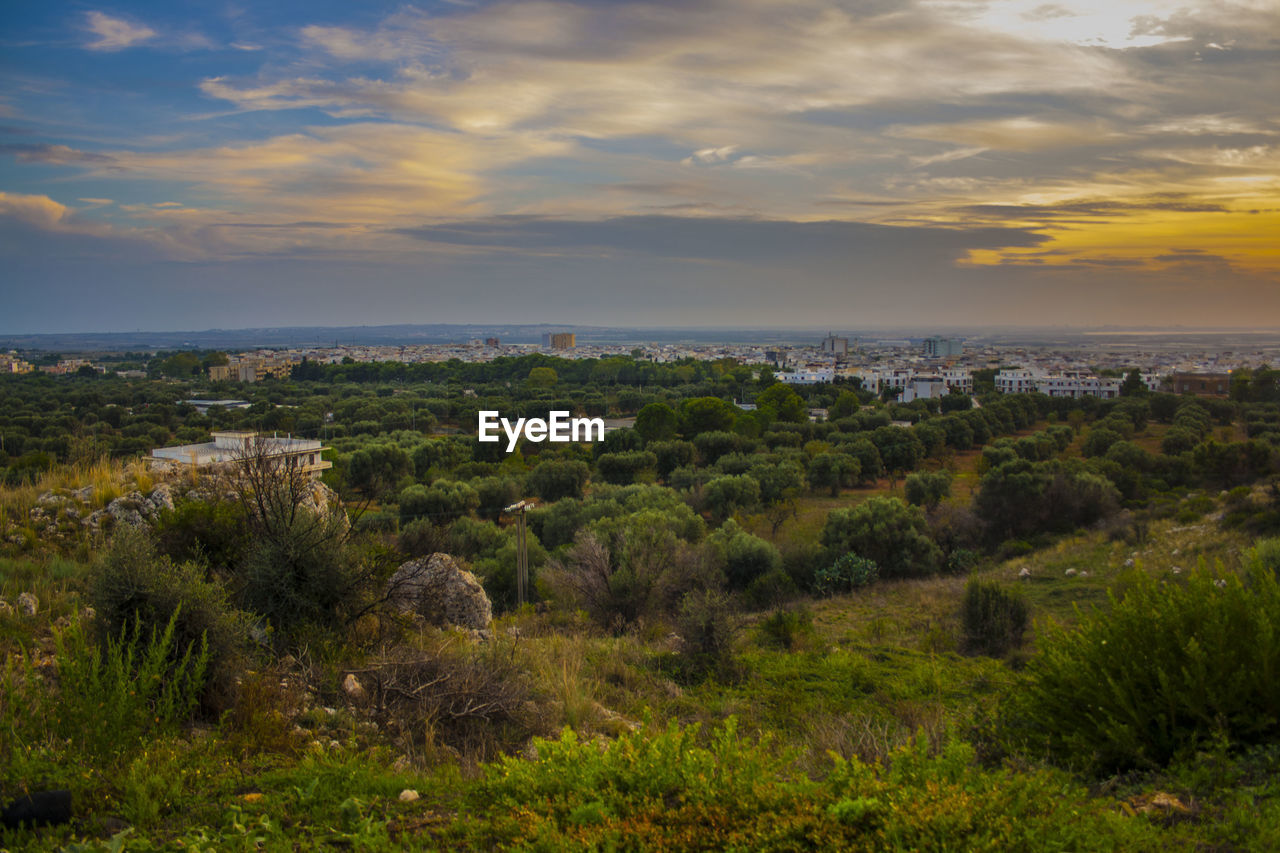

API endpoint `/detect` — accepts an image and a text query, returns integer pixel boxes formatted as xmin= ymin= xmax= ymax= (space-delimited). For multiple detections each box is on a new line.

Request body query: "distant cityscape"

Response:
xmin=5 ymin=327 xmax=1276 ymax=403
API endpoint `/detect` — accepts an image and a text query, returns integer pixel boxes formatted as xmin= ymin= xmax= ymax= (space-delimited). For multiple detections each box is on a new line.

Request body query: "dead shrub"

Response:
xmin=360 ymin=639 xmax=546 ymax=762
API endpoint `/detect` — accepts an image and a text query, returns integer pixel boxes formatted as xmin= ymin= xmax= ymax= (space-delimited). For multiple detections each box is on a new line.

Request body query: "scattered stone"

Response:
xmin=386 ymin=553 xmax=493 ymax=630
xmin=1064 ymin=568 xmax=1077 ymax=577
xmin=36 ymin=491 xmax=68 ymax=508
xmin=17 ymin=592 xmax=38 ymax=617
xmin=1078 ymin=571 xmax=1089 ymax=579
xmin=1018 ymin=567 xmax=1031 ymax=580
xmin=105 ymin=493 xmax=148 ymax=528
xmin=328 ymin=739 xmax=341 ymax=750
xmin=342 ymin=673 xmax=367 ymax=704
xmin=592 ymin=702 xmax=640 ymax=734
xmin=1214 ymin=579 xmax=1227 ymax=589
xmin=80 ymin=606 xmax=96 ymax=622
xmin=1124 ymin=558 xmax=1135 ymax=568
xmin=1133 ymin=791 xmax=1190 ymax=815
xmin=398 ymin=789 xmax=420 ymax=803
xmin=0 ymin=599 xmax=11 ymax=617
xmin=73 ymin=486 xmax=94 ymax=503
xmin=1171 ymin=567 xmax=1182 ymax=575
xmin=148 ymin=484 xmax=175 ymax=514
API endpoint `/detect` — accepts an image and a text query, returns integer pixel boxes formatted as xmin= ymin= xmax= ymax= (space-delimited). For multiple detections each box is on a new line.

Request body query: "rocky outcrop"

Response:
xmin=386 ymin=554 xmax=492 ymax=630
xmin=82 ymin=486 xmax=178 ymax=531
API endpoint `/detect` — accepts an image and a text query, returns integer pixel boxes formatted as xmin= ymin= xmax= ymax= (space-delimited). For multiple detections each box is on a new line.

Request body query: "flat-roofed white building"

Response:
xmin=996 ymin=368 xmax=1043 ymax=395
xmin=151 ymin=431 xmax=331 ymax=477
xmin=777 ymin=369 xmax=834 ymax=384
xmin=940 ymin=368 xmax=973 ymax=394
xmin=901 ymin=376 xmax=948 ymax=402
xmin=1035 ymin=373 xmax=1121 ymax=399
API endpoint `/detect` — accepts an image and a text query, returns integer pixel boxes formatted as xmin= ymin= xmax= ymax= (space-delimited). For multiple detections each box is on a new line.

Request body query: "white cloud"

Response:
xmin=84 ymin=11 xmax=157 ymax=52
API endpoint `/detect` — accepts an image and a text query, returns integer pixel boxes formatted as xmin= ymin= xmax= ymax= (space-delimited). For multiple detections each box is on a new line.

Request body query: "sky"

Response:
xmin=1 ymin=0 xmax=1278 ymax=333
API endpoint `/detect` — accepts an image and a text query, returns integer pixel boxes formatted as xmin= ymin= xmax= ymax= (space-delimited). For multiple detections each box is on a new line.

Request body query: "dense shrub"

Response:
xmin=2 ymin=612 xmax=210 ymax=772
xmin=708 ymin=520 xmax=781 ymax=589
xmin=821 ymin=497 xmax=941 ymax=578
xmin=237 ymin=510 xmax=366 ymax=639
xmin=1009 ymin=558 xmax=1280 ymax=773
xmin=90 ymin=528 xmax=249 ymax=704
xmin=756 ymin=607 xmax=815 ymax=650
xmin=527 ymin=459 xmax=591 ymax=502
xmin=153 ymin=498 xmax=249 ymax=571
xmin=904 ymin=470 xmax=951 ymax=509
xmin=960 ymin=579 xmax=1028 ymax=657
xmin=813 ymin=553 xmax=879 ymax=596
xmin=674 ymin=590 xmax=739 ymax=680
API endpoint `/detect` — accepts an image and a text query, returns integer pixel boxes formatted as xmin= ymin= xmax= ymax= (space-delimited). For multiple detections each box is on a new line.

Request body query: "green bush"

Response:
xmin=153 ymin=498 xmax=249 ymax=571
xmin=57 ymin=612 xmax=209 ymax=763
xmin=757 ymin=607 xmax=814 ymax=650
xmin=238 ymin=510 xmax=362 ymax=637
xmin=960 ymin=579 xmax=1028 ymax=657
xmin=1009 ymin=562 xmax=1280 ymax=773
xmin=3 ymin=611 xmax=209 ymax=772
xmin=90 ymin=527 xmax=249 ymax=704
xmin=674 ymin=590 xmax=738 ymax=680
xmin=821 ymin=497 xmax=941 ymax=578
xmin=814 ymin=553 xmax=879 ymax=596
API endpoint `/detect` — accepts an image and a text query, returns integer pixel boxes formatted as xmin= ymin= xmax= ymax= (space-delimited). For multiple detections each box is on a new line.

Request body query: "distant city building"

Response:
xmin=0 ymin=353 xmax=34 ymax=374
xmin=922 ymin=337 xmax=964 ymax=358
xmin=777 ymin=369 xmax=834 ymax=384
xmin=40 ymin=359 xmax=103 ymax=375
xmin=209 ymin=355 xmax=299 ymax=382
xmin=1166 ymin=372 xmax=1231 ymax=397
xmin=541 ymin=332 xmax=576 ymax=349
xmin=151 ymin=430 xmax=331 ymax=478
xmin=1036 ymin=372 xmax=1121 ymax=399
xmin=820 ymin=334 xmax=849 ymax=357
xmin=901 ymin=376 xmax=948 ymax=403
xmin=995 ymin=368 xmax=1042 ymax=395
xmin=467 ymin=338 xmax=483 ymax=346
xmin=485 ymin=337 xmax=500 ymax=347
xmin=996 ymin=368 xmax=1119 ymax=399
xmin=182 ymin=399 xmax=251 ymax=415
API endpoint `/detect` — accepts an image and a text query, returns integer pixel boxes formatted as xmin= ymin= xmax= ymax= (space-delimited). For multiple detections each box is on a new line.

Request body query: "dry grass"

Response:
xmin=0 ymin=456 xmax=157 ymax=529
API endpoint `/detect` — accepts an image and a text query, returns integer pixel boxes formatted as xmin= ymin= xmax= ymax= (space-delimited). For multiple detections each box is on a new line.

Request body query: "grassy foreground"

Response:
xmin=4 ymin=509 xmax=1280 ymax=851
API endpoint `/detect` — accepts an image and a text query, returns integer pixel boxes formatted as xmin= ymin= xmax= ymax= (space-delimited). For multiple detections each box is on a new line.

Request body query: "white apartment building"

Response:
xmin=151 ymin=431 xmax=332 ymax=478
xmin=777 ymin=369 xmax=835 ymax=385
xmin=997 ymin=368 xmax=1121 ymax=399
xmin=996 ymin=368 xmax=1043 ymax=395
xmin=1036 ymin=372 xmax=1122 ymax=399
xmin=901 ymin=376 xmax=948 ymax=403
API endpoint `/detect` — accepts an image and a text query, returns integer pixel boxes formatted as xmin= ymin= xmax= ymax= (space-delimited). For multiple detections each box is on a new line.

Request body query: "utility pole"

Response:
xmin=504 ymin=499 xmax=530 ymax=607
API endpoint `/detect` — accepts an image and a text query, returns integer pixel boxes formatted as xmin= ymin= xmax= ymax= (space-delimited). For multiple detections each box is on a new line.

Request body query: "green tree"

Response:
xmin=820 ymin=496 xmax=941 ymax=578
xmin=807 ymin=452 xmax=859 ymax=497
xmin=527 ymin=459 xmax=591 ymax=502
xmin=703 ymin=474 xmax=761 ymax=522
xmin=679 ymin=397 xmax=738 ymax=436
xmin=635 ymin=402 xmax=679 ymax=443
xmin=757 ymin=383 xmax=807 ymax=423
xmin=528 ymin=366 xmax=558 ymax=387
xmin=904 ymin=470 xmax=951 ymax=509
xmin=1120 ymin=368 xmax=1147 ymax=397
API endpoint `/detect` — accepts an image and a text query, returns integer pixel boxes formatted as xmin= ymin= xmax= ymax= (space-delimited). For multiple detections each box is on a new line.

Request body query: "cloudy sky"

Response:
xmin=1 ymin=0 xmax=1277 ymax=333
